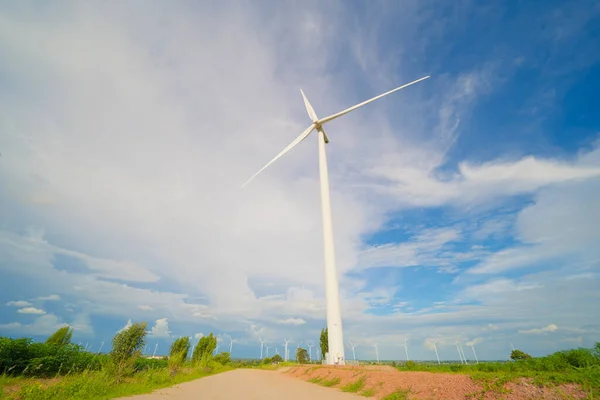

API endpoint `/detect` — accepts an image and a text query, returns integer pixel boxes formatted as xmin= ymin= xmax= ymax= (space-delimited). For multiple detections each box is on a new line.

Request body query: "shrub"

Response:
xmin=271 ymin=354 xmax=283 ymax=363
xmin=192 ymin=333 xmax=217 ymax=364
xmin=168 ymin=337 xmax=190 ymax=374
xmin=296 ymin=348 xmax=309 ymax=364
xmin=213 ymin=352 xmax=231 ymax=365
xmin=405 ymin=360 xmax=416 ymax=370
xmin=109 ymin=321 xmax=147 ymax=383
xmin=510 ymin=349 xmax=532 ymax=360
xmin=261 ymin=357 xmax=272 ymax=365
xmin=45 ymin=326 xmax=74 ymax=346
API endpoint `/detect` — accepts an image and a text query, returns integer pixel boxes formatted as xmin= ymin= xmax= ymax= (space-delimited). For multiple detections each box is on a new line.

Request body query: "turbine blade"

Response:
xmin=241 ymin=124 xmax=316 ymax=188
xmin=300 ymin=89 xmax=319 ymax=122
xmin=319 ymin=76 xmax=430 ymax=124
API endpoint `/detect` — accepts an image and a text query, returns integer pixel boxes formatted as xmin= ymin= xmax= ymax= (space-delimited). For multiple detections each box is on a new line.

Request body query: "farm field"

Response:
xmin=1 ymin=323 xmax=599 ymax=399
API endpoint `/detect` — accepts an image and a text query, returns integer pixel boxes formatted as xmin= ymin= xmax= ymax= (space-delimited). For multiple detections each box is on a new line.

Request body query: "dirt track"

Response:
xmin=117 ymin=369 xmax=364 ymax=399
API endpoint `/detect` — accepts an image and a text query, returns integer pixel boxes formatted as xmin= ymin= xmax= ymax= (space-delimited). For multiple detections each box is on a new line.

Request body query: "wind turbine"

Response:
xmin=215 ymin=340 xmax=220 ymax=354
xmin=467 ymin=343 xmax=479 ymax=364
xmin=348 ymin=342 xmax=358 ymax=363
xmin=229 ymin=338 xmax=235 ymax=355
xmin=260 ymin=339 xmax=267 ymax=360
xmin=459 ymin=341 xmax=468 ymax=364
xmin=153 ymin=342 xmax=158 ymax=357
xmin=401 ymin=338 xmax=410 ymax=362
xmin=431 ymin=340 xmax=441 ymax=365
xmin=265 ymin=345 xmax=270 ymax=358
xmin=455 ymin=341 xmax=464 ymax=364
xmin=307 ymin=343 xmax=314 ymax=362
xmin=242 ymin=75 xmax=430 ymax=365
xmin=84 ymin=342 xmax=89 ymax=352
xmin=373 ymin=343 xmax=380 ymax=364
xmin=284 ymin=339 xmax=291 ymax=362
xmin=98 ymin=340 xmax=105 ymax=354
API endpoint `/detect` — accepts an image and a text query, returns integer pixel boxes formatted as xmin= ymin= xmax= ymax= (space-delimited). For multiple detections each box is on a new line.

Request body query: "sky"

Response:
xmin=1 ymin=0 xmax=599 ymax=362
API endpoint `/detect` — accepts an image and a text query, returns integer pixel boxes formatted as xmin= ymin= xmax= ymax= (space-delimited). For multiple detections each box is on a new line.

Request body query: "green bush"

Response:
xmin=405 ymin=360 xmax=416 ymax=370
xmin=213 ymin=352 xmax=231 ymax=365
xmin=109 ymin=321 xmax=147 ymax=383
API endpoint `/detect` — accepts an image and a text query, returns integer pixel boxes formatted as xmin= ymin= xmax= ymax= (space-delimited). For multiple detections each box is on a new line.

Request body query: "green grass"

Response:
xmin=341 ymin=376 xmax=366 ymax=393
xmin=360 ymin=387 xmax=377 ymax=397
xmin=0 ymin=365 xmax=232 ymax=400
xmin=381 ymin=388 xmax=411 ymax=400
xmin=320 ymin=377 xmax=341 ymax=387
xmin=307 ymin=376 xmax=323 ymax=384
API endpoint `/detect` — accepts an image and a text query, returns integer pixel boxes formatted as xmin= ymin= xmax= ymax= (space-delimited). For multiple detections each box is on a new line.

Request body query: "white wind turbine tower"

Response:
xmin=348 ymin=342 xmax=358 ymax=363
xmin=455 ymin=341 xmax=464 ymax=364
xmin=98 ymin=340 xmax=105 ymax=354
xmin=307 ymin=343 xmax=314 ymax=362
xmin=459 ymin=341 xmax=468 ymax=364
xmin=467 ymin=342 xmax=479 ymax=364
xmin=401 ymin=338 xmax=410 ymax=362
xmin=153 ymin=342 xmax=158 ymax=357
xmin=284 ymin=339 xmax=291 ymax=362
xmin=260 ymin=339 xmax=267 ymax=360
xmin=430 ymin=340 xmax=441 ymax=365
xmin=242 ymin=76 xmax=430 ymax=365
xmin=265 ymin=345 xmax=270 ymax=358
xmin=373 ymin=343 xmax=380 ymax=364
xmin=229 ymin=338 xmax=235 ymax=355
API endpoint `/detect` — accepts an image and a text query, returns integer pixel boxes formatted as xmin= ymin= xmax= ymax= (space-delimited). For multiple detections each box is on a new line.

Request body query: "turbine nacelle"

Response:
xmin=241 ymin=75 xmax=430 ymax=188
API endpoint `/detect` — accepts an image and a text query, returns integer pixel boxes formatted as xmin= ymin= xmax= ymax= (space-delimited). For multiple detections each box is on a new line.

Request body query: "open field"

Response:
xmin=2 ymin=327 xmax=599 ymax=399
xmin=286 ymin=364 xmax=595 ymax=399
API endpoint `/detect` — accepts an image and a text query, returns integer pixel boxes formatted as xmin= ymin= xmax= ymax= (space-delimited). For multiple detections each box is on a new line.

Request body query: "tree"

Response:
xmin=510 ymin=349 xmax=532 ymax=361
xmin=168 ymin=336 xmax=191 ymax=374
xmin=192 ymin=333 xmax=217 ymax=363
xmin=109 ymin=321 xmax=147 ymax=383
xmin=296 ymin=347 xmax=309 ymax=364
xmin=213 ymin=351 xmax=231 ymax=365
xmin=320 ymin=328 xmax=328 ymax=360
xmin=45 ymin=326 xmax=73 ymax=346
xmin=271 ymin=354 xmax=283 ymax=363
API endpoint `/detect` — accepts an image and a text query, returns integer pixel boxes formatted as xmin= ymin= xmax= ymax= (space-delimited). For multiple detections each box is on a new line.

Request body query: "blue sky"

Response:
xmin=1 ymin=0 xmax=599 ymax=361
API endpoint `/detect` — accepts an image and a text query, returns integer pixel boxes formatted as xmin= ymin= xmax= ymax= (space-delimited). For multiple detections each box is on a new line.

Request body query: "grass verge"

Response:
xmin=381 ymin=388 xmax=411 ymax=400
xmin=341 ymin=376 xmax=366 ymax=393
xmin=0 ymin=366 xmax=232 ymax=400
xmin=320 ymin=377 xmax=341 ymax=387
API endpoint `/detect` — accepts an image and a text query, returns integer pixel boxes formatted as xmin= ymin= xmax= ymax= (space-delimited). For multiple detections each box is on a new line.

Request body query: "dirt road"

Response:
xmin=118 ymin=369 xmax=364 ymax=399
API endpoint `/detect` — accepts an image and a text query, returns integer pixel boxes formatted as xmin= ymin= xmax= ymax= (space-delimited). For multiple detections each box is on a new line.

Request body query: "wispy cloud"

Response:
xmin=17 ymin=307 xmax=46 ymax=315
xmin=519 ymin=324 xmax=558 ymax=335
xmin=6 ymin=300 xmax=31 ymax=307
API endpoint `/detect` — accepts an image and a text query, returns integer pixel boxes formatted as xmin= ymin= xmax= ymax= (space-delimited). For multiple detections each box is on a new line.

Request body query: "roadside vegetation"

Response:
xmin=0 ymin=322 xmax=234 ymax=399
xmin=387 ymin=343 xmax=600 ymax=397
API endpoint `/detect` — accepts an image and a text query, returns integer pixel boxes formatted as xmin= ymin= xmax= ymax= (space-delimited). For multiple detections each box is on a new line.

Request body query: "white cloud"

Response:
xmin=6 ymin=300 xmax=32 ymax=307
xmin=519 ymin=324 xmax=558 ymax=334
xmin=0 ymin=314 xmax=65 ymax=335
xmin=38 ymin=294 xmax=60 ymax=301
xmin=17 ymin=307 xmax=46 ymax=315
xmin=0 ymin=1 xmax=598 ymax=360
xmin=149 ymin=318 xmax=171 ymax=338
xmin=194 ymin=332 xmax=204 ymax=339
xmin=276 ymin=317 xmax=306 ymax=326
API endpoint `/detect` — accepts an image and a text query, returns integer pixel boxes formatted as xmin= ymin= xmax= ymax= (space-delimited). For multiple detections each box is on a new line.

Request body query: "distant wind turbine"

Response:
xmin=265 ymin=345 xmax=270 ymax=358
xmin=307 ymin=343 xmax=314 ymax=362
xmin=260 ymin=339 xmax=267 ymax=360
xmin=98 ymin=339 xmax=106 ymax=354
xmin=431 ymin=340 xmax=441 ymax=365
xmin=153 ymin=342 xmax=158 ymax=357
xmin=455 ymin=341 xmax=464 ymax=364
xmin=242 ymin=75 xmax=430 ymax=365
xmin=229 ymin=338 xmax=235 ymax=355
xmin=459 ymin=341 xmax=468 ymax=364
xmin=284 ymin=339 xmax=291 ymax=362
xmin=373 ymin=343 xmax=380 ymax=364
xmin=401 ymin=338 xmax=410 ymax=361
xmin=467 ymin=343 xmax=479 ymax=364
xmin=348 ymin=342 xmax=358 ymax=363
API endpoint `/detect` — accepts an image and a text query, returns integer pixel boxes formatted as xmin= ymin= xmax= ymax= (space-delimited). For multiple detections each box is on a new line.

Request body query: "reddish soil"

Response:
xmin=284 ymin=365 xmax=589 ymax=399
